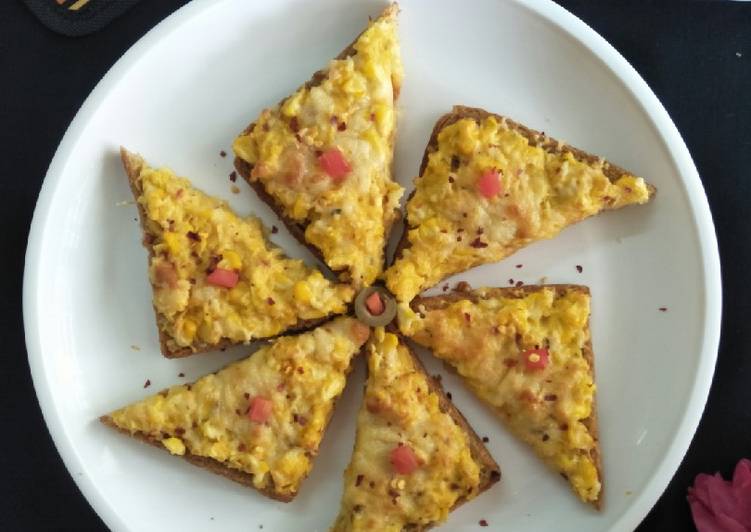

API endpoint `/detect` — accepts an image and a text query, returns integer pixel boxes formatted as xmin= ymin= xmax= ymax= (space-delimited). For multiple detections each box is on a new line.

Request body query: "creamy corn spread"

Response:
xmin=384 ymin=115 xmax=652 ymax=301
xmin=108 ymin=317 xmax=370 ymax=498
xmin=331 ymin=329 xmax=483 ymax=531
xmin=233 ymin=5 xmax=403 ymax=289
xmin=400 ymin=287 xmax=601 ymax=504
xmin=134 ymin=160 xmax=353 ymax=354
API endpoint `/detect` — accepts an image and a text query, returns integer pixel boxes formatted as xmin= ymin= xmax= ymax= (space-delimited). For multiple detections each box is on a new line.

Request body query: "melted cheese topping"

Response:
xmin=233 ymin=5 xmax=403 ymax=289
xmin=384 ymin=115 xmax=652 ymax=301
xmin=108 ymin=317 xmax=370 ymax=498
xmin=400 ymin=288 xmax=601 ymax=504
xmin=332 ymin=329 xmax=482 ymax=531
xmin=135 ymin=162 xmax=354 ymax=353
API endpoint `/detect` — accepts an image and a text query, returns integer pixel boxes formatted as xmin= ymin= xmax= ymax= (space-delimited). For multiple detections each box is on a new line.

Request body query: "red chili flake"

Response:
xmin=470 ymin=237 xmax=488 ymax=248
xmin=289 ymin=116 xmax=300 ymax=132
xmin=544 ymin=394 xmax=558 ymax=401
xmin=576 ymin=265 xmax=583 ymax=273
xmin=187 ymin=231 xmax=200 ymax=242
xmin=448 ymin=176 xmax=455 ymax=184
xmin=482 ymin=436 xmax=489 ymax=443
xmin=492 ymin=326 xmax=500 ymax=335
xmin=516 ymin=264 xmax=523 ymax=269
xmin=297 ymin=415 xmax=308 ymax=426
xmin=515 ymin=280 xmax=524 ymax=287
xmin=219 ymin=150 xmax=227 ymax=158
xmin=446 ymin=392 xmax=452 ymax=400
xmin=369 ymin=112 xmax=376 ymax=121
xmin=262 ymin=123 xmax=270 ymax=132
xmin=330 ymin=115 xmax=338 ymax=124
xmin=143 ymin=379 xmax=151 ymax=388
xmin=244 ymin=392 xmax=250 ymax=399
xmin=296 ymin=367 xmax=304 ymax=374
xmin=477 ymin=227 xmax=484 ymax=235
xmin=175 ymin=189 xmax=184 ymax=199
xmin=174 ymin=427 xmax=185 ymax=435
xmin=503 ymin=359 xmax=518 ymax=368
xmin=464 ymin=312 xmax=471 ymax=323
xmin=462 ymin=212 xmax=468 ymax=218
xmin=442 ymin=284 xmax=449 ymax=292
xmin=229 ymin=171 xmax=238 ymax=182
xmin=659 ymin=307 xmax=668 ymax=312
xmin=457 ymin=236 xmax=462 ymax=242
xmin=337 ymin=121 xmax=347 ymax=131
xmin=178 ymin=372 xmax=185 ymax=378
xmin=542 ymin=434 xmax=550 ymax=442
xmin=267 ymin=297 xmax=275 ymax=305
xmin=271 ymin=225 xmax=278 ymax=234
xmin=450 ymin=156 xmax=460 ymax=171
xmin=625 ymin=186 xmax=633 ymax=193
xmin=479 ymin=519 xmax=489 ymax=527
xmin=238 ymin=443 xmax=246 ymax=452
xmin=457 ymin=228 xmax=465 ymax=233
xmin=355 ymin=474 xmax=364 ymax=487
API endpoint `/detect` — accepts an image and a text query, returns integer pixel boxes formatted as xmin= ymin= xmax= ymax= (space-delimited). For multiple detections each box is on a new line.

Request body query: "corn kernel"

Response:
xmin=162 ymin=437 xmax=185 ymax=456
xmin=294 ymin=281 xmax=313 ymax=304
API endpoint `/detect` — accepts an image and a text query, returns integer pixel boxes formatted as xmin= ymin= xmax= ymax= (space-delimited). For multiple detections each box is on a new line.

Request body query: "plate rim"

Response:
xmin=22 ymin=0 xmax=722 ymax=530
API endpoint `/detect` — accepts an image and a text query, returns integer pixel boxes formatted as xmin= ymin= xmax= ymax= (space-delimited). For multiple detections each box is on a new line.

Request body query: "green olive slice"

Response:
xmin=354 ymin=286 xmax=397 ymax=327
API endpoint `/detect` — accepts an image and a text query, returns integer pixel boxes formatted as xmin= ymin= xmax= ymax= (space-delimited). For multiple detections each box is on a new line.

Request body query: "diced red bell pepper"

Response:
xmin=248 ymin=396 xmax=273 ymax=423
xmin=318 ymin=148 xmax=351 ymax=182
xmin=390 ymin=444 xmax=419 ymax=475
xmin=206 ymin=268 xmax=239 ymax=288
xmin=522 ymin=348 xmax=550 ymax=370
xmin=477 ymin=169 xmax=502 ymax=199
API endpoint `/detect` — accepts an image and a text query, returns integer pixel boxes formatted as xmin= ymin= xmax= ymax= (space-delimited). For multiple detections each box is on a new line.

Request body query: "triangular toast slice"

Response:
xmin=101 ymin=317 xmax=370 ymax=501
xmin=331 ymin=328 xmax=500 ymax=531
xmin=384 ymin=106 xmax=656 ymax=302
xmin=399 ymin=285 xmax=603 ymax=507
xmin=121 ymin=148 xmax=353 ymax=357
xmin=233 ymin=4 xmax=403 ymax=290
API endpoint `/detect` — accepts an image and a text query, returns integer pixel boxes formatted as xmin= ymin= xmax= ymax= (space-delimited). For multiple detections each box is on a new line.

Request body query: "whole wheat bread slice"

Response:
xmin=101 ymin=317 xmax=370 ymax=502
xmin=408 ymin=284 xmax=602 ymax=509
xmin=332 ymin=329 xmax=500 ymax=531
xmin=121 ymin=147 xmax=346 ymax=358
xmin=391 ymin=105 xmax=657 ymax=269
xmin=234 ymin=4 xmax=401 ymax=285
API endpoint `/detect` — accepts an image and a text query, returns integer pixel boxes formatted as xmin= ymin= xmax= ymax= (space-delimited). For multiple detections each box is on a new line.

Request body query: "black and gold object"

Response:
xmin=24 ymin=0 xmax=143 ymax=37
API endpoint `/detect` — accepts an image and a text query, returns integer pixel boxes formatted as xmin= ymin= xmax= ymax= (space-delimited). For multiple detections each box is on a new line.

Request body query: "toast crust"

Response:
xmin=411 ymin=284 xmax=602 ymax=509
xmin=101 ymin=337 xmax=366 ymax=502
xmin=121 ymin=147 xmax=334 ymax=358
xmin=234 ymin=4 xmax=401 ymax=283
xmin=392 ymin=105 xmax=657 ymax=267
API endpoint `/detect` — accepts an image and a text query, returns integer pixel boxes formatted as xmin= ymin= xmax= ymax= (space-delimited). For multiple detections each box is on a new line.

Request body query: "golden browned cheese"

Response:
xmin=384 ymin=115 xmax=652 ymax=301
xmin=331 ymin=329 xmax=482 ymax=531
xmin=400 ymin=288 xmax=601 ymax=504
xmin=134 ymin=161 xmax=354 ymax=353
xmin=107 ymin=317 xmax=370 ymax=498
xmin=233 ymin=5 xmax=403 ymax=289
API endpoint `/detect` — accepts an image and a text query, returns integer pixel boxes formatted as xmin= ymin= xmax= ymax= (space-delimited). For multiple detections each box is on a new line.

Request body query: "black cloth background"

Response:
xmin=1 ymin=1 xmax=748 ymax=530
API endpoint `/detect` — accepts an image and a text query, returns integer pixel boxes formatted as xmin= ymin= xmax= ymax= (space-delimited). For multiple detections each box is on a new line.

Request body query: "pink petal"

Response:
xmin=733 ymin=459 xmax=751 ymax=489
xmin=707 ymin=474 xmax=738 ymax=520
xmin=690 ymin=496 xmax=721 ymax=532
xmin=714 ymin=512 xmax=748 ymax=532
xmin=693 ymin=473 xmax=717 ymax=506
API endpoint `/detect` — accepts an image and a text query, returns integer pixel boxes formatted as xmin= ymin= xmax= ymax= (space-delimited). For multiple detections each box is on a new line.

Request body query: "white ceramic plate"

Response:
xmin=23 ymin=0 xmax=721 ymax=530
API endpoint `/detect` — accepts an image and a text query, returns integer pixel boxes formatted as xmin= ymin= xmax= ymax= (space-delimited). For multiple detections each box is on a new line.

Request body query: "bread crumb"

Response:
xmin=229 ymin=170 xmax=238 ymax=182
xmin=515 ymin=280 xmax=524 ymax=287
xmin=446 ymin=392 xmax=452 ymax=400
xmin=130 ymin=345 xmax=141 ymax=351
xmin=178 ymin=372 xmax=185 ymax=378
xmin=220 ymin=150 xmax=227 ymax=157
xmin=271 ymin=225 xmax=279 ymax=234
xmin=482 ymin=436 xmax=489 ymax=443
xmin=575 ymin=265 xmax=583 ymax=273
xmin=659 ymin=307 xmax=668 ymax=312
xmin=231 ymin=185 xmax=241 ymax=194
xmin=455 ymin=281 xmax=472 ymax=292
xmin=508 ymin=278 xmax=514 ymax=285
xmin=479 ymin=519 xmax=489 ymax=527
xmin=143 ymin=379 xmax=151 ymax=388
xmin=515 ymin=264 xmax=523 ymax=268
